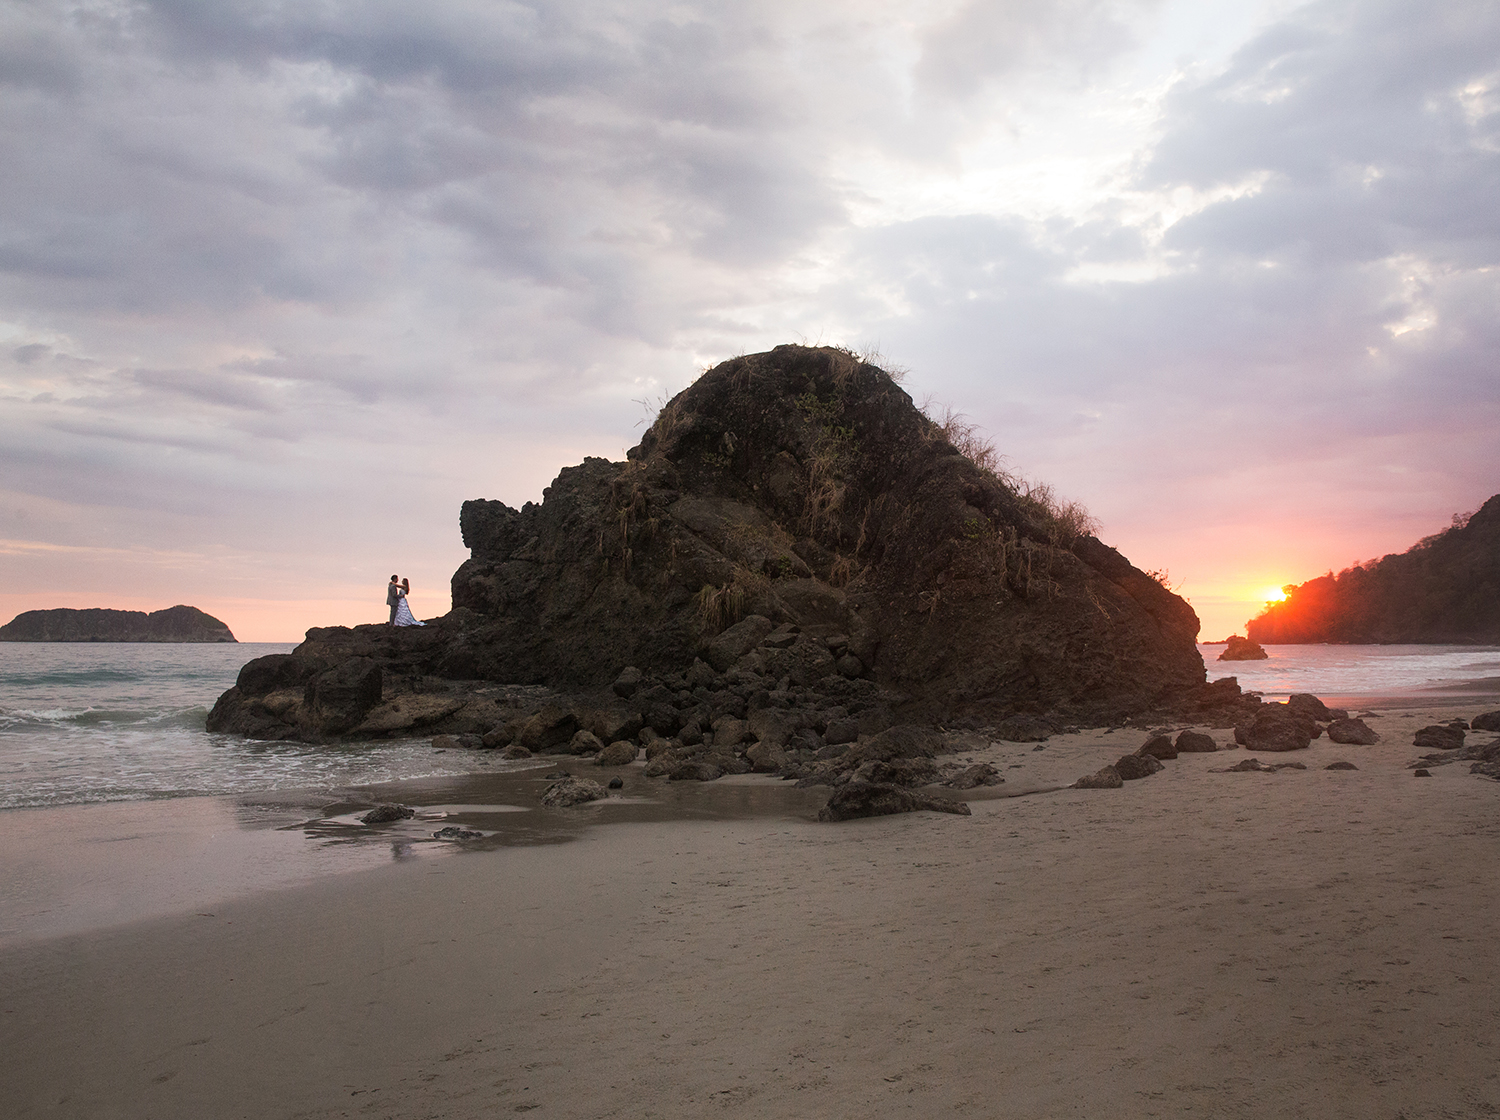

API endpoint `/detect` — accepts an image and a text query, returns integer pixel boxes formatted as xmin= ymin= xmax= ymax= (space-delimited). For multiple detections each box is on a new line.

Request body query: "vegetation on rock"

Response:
xmin=1247 ymin=495 xmax=1500 ymax=643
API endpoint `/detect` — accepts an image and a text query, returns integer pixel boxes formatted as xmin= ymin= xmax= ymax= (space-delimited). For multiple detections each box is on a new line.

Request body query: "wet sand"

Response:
xmin=5 ymin=700 xmax=1500 ymax=1118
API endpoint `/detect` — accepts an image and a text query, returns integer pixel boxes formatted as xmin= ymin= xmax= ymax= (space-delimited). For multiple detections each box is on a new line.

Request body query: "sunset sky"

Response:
xmin=2 ymin=0 xmax=1497 ymax=643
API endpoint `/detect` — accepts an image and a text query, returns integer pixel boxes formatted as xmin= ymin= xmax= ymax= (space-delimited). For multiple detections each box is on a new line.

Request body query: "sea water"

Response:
xmin=2 ymin=641 xmax=1498 ymax=813
xmin=1201 ymin=643 xmax=1500 ymax=703
xmin=0 ymin=642 xmax=521 ymax=811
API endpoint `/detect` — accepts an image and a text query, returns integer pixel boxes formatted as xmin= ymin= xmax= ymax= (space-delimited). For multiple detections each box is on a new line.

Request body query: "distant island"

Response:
xmin=1247 ymin=493 xmax=1500 ymax=643
xmin=0 ymin=606 xmax=237 ymax=643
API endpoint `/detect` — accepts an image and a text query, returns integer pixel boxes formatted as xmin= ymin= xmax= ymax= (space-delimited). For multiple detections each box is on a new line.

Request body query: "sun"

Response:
xmin=1261 ymin=586 xmax=1288 ymax=603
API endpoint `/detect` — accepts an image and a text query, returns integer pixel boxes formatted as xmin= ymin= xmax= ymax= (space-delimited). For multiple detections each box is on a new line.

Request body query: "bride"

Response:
xmin=393 ymin=578 xmax=425 ymax=627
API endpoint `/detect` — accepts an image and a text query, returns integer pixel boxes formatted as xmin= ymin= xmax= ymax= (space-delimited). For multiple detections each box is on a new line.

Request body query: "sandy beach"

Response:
xmin=5 ymin=700 xmax=1500 ymax=1119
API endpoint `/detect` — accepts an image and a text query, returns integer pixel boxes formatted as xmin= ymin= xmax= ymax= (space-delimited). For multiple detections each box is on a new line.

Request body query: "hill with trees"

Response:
xmin=1245 ymin=495 xmax=1500 ymax=643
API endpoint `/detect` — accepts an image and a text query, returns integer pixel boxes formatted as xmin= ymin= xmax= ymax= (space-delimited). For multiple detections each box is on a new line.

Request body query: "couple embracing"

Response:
xmin=386 ymin=575 xmax=425 ymax=627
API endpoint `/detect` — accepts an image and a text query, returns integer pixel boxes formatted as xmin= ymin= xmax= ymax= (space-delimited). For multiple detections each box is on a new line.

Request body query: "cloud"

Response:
xmin=0 ymin=0 xmax=1496 ymax=642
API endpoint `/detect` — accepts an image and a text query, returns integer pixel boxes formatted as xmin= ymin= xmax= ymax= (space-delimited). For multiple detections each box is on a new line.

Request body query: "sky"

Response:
xmin=1 ymin=0 xmax=1496 ymax=644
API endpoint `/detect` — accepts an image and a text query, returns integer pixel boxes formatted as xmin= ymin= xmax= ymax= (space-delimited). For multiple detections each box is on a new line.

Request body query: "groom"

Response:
xmin=387 ymin=574 xmax=401 ymax=625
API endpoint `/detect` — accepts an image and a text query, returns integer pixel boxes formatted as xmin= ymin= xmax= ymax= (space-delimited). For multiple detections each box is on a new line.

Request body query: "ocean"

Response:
xmin=2 ymin=641 xmax=1497 ymax=812
xmin=2 ymin=639 xmax=1498 ymax=945
xmin=0 ymin=642 xmax=531 ymax=812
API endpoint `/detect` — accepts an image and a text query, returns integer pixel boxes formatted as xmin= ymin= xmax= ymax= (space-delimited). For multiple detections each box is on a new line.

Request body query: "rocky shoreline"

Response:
xmin=209 ymin=345 xmax=1268 ymax=807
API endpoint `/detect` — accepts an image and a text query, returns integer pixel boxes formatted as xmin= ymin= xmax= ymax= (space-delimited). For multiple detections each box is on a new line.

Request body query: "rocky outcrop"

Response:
xmin=1247 ymin=494 xmax=1500 ymax=643
xmin=209 ymin=345 xmax=1226 ymax=774
xmin=1218 ymin=635 xmax=1267 ymax=661
xmin=0 ymin=605 xmax=236 ymax=642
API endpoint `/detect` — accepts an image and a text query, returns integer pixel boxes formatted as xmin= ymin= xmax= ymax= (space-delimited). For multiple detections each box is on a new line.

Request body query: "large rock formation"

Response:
xmin=209 ymin=345 xmax=1217 ymax=744
xmin=0 ymin=605 xmax=236 ymax=643
xmin=1246 ymin=494 xmax=1500 ymax=643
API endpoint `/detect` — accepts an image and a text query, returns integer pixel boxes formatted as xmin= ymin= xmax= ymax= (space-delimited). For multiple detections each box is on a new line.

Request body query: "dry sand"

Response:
xmin=5 ymin=702 xmax=1500 ymax=1119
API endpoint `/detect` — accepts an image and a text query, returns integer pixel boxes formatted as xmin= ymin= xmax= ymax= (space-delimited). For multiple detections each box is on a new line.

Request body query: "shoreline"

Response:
xmin=5 ymin=691 xmax=1496 ymax=948
xmin=5 ymin=700 xmax=1500 ymax=1118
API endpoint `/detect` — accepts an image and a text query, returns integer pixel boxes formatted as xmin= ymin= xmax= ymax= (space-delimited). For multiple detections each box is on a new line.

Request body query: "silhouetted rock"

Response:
xmin=817 ymin=781 xmax=972 ymax=822
xmin=1239 ymin=709 xmax=1314 ymax=752
xmin=0 ymin=605 xmax=236 ymax=642
xmin=1218 ymin=635 xmax=1268 ymax=661
xmin=209 ymin=346 xmax=1209 ymax=745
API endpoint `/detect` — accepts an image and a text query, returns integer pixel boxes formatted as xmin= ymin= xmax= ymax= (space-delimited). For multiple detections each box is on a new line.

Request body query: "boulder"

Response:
xmin=433 ymin=825 xmax=483 ymax=839
xmin=993 ymin=715 xmax=1054 ymax=742
xmin=1413 ymin=725 xmax=1465 ymax=751
xmin=850 ymin=757 xmax=939 ymax=787
xmin=540 ymin=776 xmax=608 ymax=807
xmin=711 ymin=717 xmax=750 ymax=746
xmin=1115 ymin=753 xmax=1165 ymax=781
xmin=500 ymin=744 xmax=533 ymax=759
xmin=1240 ymin=710 xmax=1314 ymax=752
xmin=823 ymin=718 xmax=859 ymax=745
xmin=835 ymin=654 xmax=864 ymax=678
xmin=1137 ymin=734 xmax=1177 ymax=760
xmin=844 ymin=724 xmax=943 ymax=764
xmin=481 ymin=724 xmax=513 ymax=749
xmin=566 ymin=729 xmax=605 ymax=755
xmin=431 ymin=733 xmax=482 ymax=750
xmin=1325 ymin=761 xmax=1358 ymax=770
xmin=705 ymin=615 xmax=775 ymax=673
xmin=759 ymin=635 xmax=837 ymax=686
xmin=1327 ymin=717 xmax=1379 ymax=745
xmin=582 ymin=706 xmax=645 ymax=745
xmin=612 ymin=666 xmax=643 ymax=698
xmin=359 ymin=804 xmax=415 ymax=824
xmin=944 ymin=763 xmax=1003 ymax=789
xmin=596 ymin=740 xmax=639 ymax=766
xmin=1073 ymin=766 xmax=1123 ymax=789
xmin=668 ymin=759 xmax=723 ymax=782
xmin=1286 ymin=693 xmax=1336 ymax=721
xmin=1472 ymin=710 xmax=1500 ymax=732
xmin=1174 ymin=730 xmax=1217 ymax=753
xmin=517 ymin=706 xmax=580 ymax=751
xmin=1218 ymin=636 xmax=1268 ymax=661
xmin=748 ymin=708 xmax=802 ymax=748
xmin=745 ymin=741 xmax=789 ymax=773
xmin=817 ymin=781 xmax=972 ymax=822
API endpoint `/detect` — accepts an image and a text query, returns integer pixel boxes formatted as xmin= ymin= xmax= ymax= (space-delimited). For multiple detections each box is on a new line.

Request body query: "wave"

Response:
xmin=0 ymin=704 xmax=211 ymax=731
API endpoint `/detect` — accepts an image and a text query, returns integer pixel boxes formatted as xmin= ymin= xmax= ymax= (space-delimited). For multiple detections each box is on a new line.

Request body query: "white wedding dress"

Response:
xmin=393 ymin=591 xmax=424 ymax=627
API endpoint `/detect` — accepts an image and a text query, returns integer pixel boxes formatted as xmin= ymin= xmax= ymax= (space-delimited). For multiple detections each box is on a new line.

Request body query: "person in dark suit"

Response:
xmin=387 ymin=575 xmax=401 ymax=625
